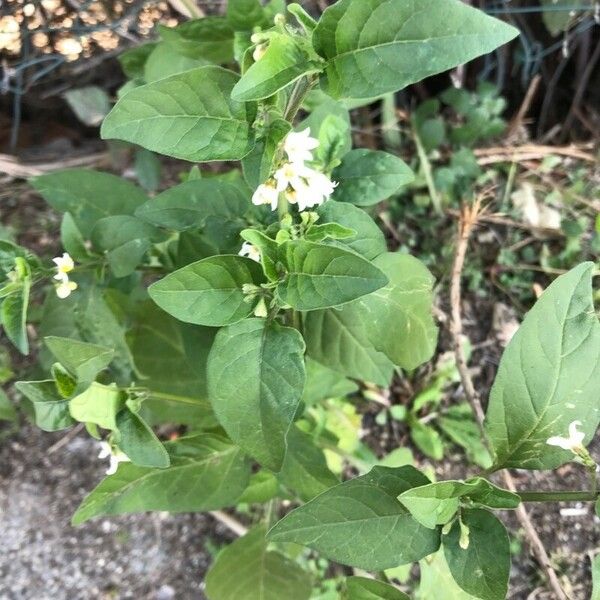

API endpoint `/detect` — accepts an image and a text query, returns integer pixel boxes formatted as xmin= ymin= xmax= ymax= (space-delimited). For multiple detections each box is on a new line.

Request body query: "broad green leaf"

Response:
xmin=143 ymin=42 xmax=209 ymax=82
xmin=15 ymin=380 xmax=75 ymax=431
xmin=60 ymin=213 xmax=89 ymax=261
xmin=268 ymin=466 xmax=440 ymax=570
xmin=72 ymin=434 xmax=250 ymax=524
xmin=485 ymin=263 xmax=600 ymax=470
xmin=332 ymin=150 xmax=414 ymax=207
xmin=316 ymin=114 xmax=352 ymax=170
xmin=119 ymin=42 xmax=157 ymax=78
xmin=313 ymin=0 xmax=519 ymax=99
xmin=300 ymin=93 xmax=351 ymax=156
xmin=101 ymin=67 xmax=256 ymax=163
xmin=44 ymin=336 xmax=113 ymax=385
xmin=418 ymin=552 xmax=477 ymax=600
xmin=277 ymin=240 xmax=388 ymax=311
xmin=410 ymin=421 xmax=444 ymax=460
xmin=149 ymin=255 xmax=265 ymax=327
xmin=303 ymin=307 xmax=395 ymax=386
xmin=304 ymin=222 xmax=356 ymax=243
xmin=232 ymin=35 xmax=322 ymax=101
xmin=443 ymin=508 xmax=510 ymax=600
xmin=135 ymin=179 xmax=249 ymax=231
xmin=31 ymin=169 xmax=148 ymax=237
xmin=115 ymin=408 xmax=170 ymax=468
xmin=358 ymin=253 xmax=437 ymax=370
xmin=239 ymin=470 xmax=281 ymax=504
xmin=69 ymin=383 xmax=125 ymax=431
xmin=226 ymin=0 xmax=266 ymax=30
xmin=207 ymin=318 xmax=306 ymax=471
xmin=127 ymin=303 xmax=216 ymax=426
xmin=344 ymin=576 xmax=410 ymax=600
xmin=0 ymin=388 xmax=16 ymax=422
xmin=279 ymin=426 xmax=339 ymax=501
xmin=317 ymin=200 xmax=387 ymax=260
xmin=1 ymin=278 xmax=30 ymax=355
xmin=302 ymin=357 xmax=358 ymax=405
xmin=541 ymin=0 xmax=585 ymax=35
xmin=159 ymin=17 xmax=234 ymax=62
xmin=399 ymin=478 xmax=519 ymax=529
xmin=205 ymin=526 xmax=312 ymax=600
xmin=64 ymin=86 xmax=110 ymax=127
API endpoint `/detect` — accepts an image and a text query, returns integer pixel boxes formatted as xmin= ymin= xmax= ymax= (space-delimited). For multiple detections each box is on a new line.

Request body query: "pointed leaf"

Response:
xmin=344 ymin=576 xmax=410 ymax=600
xmin=69 ymin=383 xmax=125 ymax=431
xmin=44 ymin=337 xmax=114 ymax=384
xmin=15 ymin=379 xmax=75 ymax=431
xmin=115 ymin=408 xmax=170 ymax=468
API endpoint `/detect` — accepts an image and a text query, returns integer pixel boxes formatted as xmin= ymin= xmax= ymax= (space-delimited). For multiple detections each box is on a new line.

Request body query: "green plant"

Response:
xmin=2 ymin=2 xmax=600 ymax=599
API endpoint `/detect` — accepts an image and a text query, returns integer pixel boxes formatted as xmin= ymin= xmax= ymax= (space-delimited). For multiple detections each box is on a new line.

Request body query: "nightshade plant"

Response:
xmin=2 ymin=1 xmax=599 ymax=598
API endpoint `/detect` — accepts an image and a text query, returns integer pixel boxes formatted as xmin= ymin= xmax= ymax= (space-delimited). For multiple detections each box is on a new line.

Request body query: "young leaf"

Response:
xmin=101 ymin=67 xmax=256 ymax=163
xmin=118 ymin=42 xmax=157 ymax=79
xmin=1 ymin=279 xmax=30 ymax=355
xmin=149 ymin=255 xmax=265 ymax=327
xmin=69 ymin=383 xmax=125 ymax=431
xmin=317 ymin=201 xmax=387 ymax=260
xmin=205 ymin=526 xmax=312 ymax=600
xmin=332 ymin=149 xmax=414 ymax=207
xmin=115 ymin=408 xmax=170 ymax=468
xmin=207 ymin=318 xmax=306 ymax=472
xmin=60 ymin=213 xmax=90 ymax=261
xmin=15 ymin=380 xmax=75 ymax=431
xmin=72 ymin=434 xmax=250 ymax=524
xmin=443 ymin=508 xmax=510 ymax=600
xmin=31 ymin=169 xmax=148 ymax=237
xmin=301 ymin=357 xmax=358 ymax=405
xmin=277 ymin=240 xmax=388 ymax=311
xmin=232 ymin=35 xmax=322 ymax=101
xmin=44 ymin=336 xmax=114 ymax=385
xmin=344 ymin=576 xmax=410 ymax=600
xmin=418 ymin=552 xmax=478 ymax=600
xmin=313 ymin=0 xmax=519 ymax=99
xmin=239 ymin=470 xmax=281 ymax=504
xmin=279 ymin=426 xmax=339 ymax=501
xmin=485 ymin=263 xmax=600 ymax=470
xmin=135 ymin=179 xmax=249 ymax=231
xmin=268 ymin=466 xmax=440 ymax=570
xmin=226 ymin=0 xmax=266 ymax=30
xmin=410 ymin=421 xmax=444 ymax=460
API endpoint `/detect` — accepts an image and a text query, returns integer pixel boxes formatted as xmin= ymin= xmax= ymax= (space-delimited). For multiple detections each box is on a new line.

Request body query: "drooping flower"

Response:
xmin=547 ymin=421 xmax=586 ymax=453
xmin=52 ymin=252 xmax=74 ymax=280
xmin=239 ymin=242 xmax=261 ymax=263
xmin=252 ymin=181 xmax=279 ymax=211
xmin=283 ymin=129 xmax=320 ymax=164
xmin=55 ymin=279 xmax=78 ymax=299
xmin=98 ymin=441 xmax=130 ymax=475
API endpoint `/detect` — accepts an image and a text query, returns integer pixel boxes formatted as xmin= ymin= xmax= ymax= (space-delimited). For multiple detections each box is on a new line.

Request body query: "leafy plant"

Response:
xmin=3 ymin=2 xmax=599 ymax=599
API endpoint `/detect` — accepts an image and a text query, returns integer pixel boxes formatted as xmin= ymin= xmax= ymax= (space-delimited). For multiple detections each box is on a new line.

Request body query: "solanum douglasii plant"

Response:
xmin=2 ymin=1 xmax=599 ymax=598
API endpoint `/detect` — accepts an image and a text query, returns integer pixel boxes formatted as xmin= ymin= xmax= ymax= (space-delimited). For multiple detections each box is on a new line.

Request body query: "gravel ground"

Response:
xmin=0 ymin=424 xmax=234 ymax=600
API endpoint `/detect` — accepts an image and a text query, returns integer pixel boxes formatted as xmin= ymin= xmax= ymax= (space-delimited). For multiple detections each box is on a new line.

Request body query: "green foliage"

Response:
xmin=343 ymin=576 xmax=410 ymax=600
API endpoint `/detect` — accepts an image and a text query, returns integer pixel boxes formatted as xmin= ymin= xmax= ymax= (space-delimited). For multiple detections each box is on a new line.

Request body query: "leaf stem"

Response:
xmin=518 ymin=490 xmax=598 ymax=503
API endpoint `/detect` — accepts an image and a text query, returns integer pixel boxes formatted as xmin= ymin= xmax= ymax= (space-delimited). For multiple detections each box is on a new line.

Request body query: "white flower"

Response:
xmin=52 ymin=252 xmax=74 ymax=280
xmin=547 ymin=421 xmax=586 ymax=453
xmin=283 ymin=129 xmax=319 ymax=164
xmin=239 ymin=242 xmax=261 ymax=263
xmin=252 ymin=181 xmax=279 ymax=211
xmin=275 ymin=162 xmax=337 ymax=211
xmin=55 ymin=278 xmax=78 ymax=299
xmin=98 ymin=441 xmax=130 ymax=475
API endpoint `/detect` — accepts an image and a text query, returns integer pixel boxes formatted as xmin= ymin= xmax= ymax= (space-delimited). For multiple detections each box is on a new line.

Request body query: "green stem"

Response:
xmin=283 ymin=75 xmax=316 ymax=122
xmin=412 ymin=119 xmax=442 ymax=216
xmin=517 ymin=490 xmax=599 ymax=503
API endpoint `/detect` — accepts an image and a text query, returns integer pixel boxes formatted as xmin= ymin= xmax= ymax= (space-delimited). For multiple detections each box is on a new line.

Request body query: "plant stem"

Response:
xmin=412 ymin=120 xmax=442 ymax=215
xmin=518 ymin=490 xmax=599 ymax=503
xmin=283 ymin=75 xmax=316 ymax=122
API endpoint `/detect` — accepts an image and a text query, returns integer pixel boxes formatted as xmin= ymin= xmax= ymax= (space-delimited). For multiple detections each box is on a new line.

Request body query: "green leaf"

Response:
xmin=207 ymin=318 xmax=306 ymax=471
xmin=143 ymin=42 xmax=209 ymax=82
xmin=15 ymin=380 xmax=75 ymax=431
xmin=134 ymin=148 xmax=162 ymax=192
xmin=541 ymin=0 xmax=585 ymax=35
xmin=399 ymin=478 xmax=519 ymax=529
xmin=101 ymin=66 xmax=256 ymax=163
xmin=313 ymin=0 xmax=519 ymax=99
xmin=64 ymin=86 xmax=111 ymax=127
xmin=232 ymin=35 xmax=322 ymax=101
xmin=317 ymin=202 xmax=386 ymax=260
xmin=418 ymin=552 xmax=478 ymax=600
xmin=0 ymin=388 xmax=16 ymax=422
xmin=205 ymin=526 xmax=312 ymax=600
xmin=1 ymin=278 xmax=30 ymax=355
xmin=69 ymin=383 xmax=125 ymax=431
xmin=149 ymin=255 xmax=265 ymax=327
xmin=316 ymin=114 xmax=352 ymax=169
xmin=115 ymin=408 xmax=170 ymax=468
xmin=305 ymin=222 xmax=356 ymax=243
xmin=268 ymin=466 xmax=440 ymax=570
xmin=332 ymin=150 xmax=414 ymax=207
xmin=60 ymin=213 xmax=89 ymax=261
xmin=239 ymin=470 xmax=280 ymax=504
xmin=300 ymin=93 xmax=351 ymax=156
xmin=592 ymin=552 xmax=600 ymax=600
xmin=44 ymin=336 xmax=114 ymax=385
xmin=301 ymin=357 xmax=358 ymax=405
xmin=443 ymin=508 xmax=510 ymax=600
xmin=72 ymin=434 xmax=250 ymax=524
xmin=119 ymin=42 xmax=157 ymax=78
xmin=485 ymin=263 xmax=600 ymax=470
xmin=31 ymin=169 xmax=148 ymax=237
xmin=410 ymin=421 xmax=444 ymax=460
xmin=135 ymin=179 xmax=249 ymax=231
xmin=226 ymin=0 xmax=266 ymax=30
xmin=344 ymin=576 xmax=410 ymax=600
xmin=277 ymin=240 xmax=388 ymax=311
xmin=358 ymin=253 xmax=438 ymax=370
xmin=303 ymin=307 xmax=395 ymax=386
xmin=159 ymin=17 xmax=234 ymax=62
xmin=279 ymin=426 xmax=339 ymax=501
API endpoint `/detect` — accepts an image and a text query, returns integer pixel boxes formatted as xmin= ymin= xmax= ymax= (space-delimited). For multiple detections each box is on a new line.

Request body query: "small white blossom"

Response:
xmin=239 ymin=242 xmax=261 ymax=263
xmin=55 ymin=278 xmax=78 ymax=299
xmin=252 ymin=181 xmax=279 ymax=211
xmin=275 ymin=162 xmax=337 ymax=212
xmin=98 ymin=441 xmax=130 ymax=475
xmin=547 ymin=421 xmax=586 ymax=453
xmin=52 ymin=252 xmax=75 ymax=280
xmin=283 ymin=129 xmax=319 ymax=164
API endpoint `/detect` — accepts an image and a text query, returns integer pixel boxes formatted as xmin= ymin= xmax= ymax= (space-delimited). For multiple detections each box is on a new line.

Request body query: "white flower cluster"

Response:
xmin=252 ymin=129 xmax=337 ymax=213
xmin=52 ymin=252 xmax=78 ymax=299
